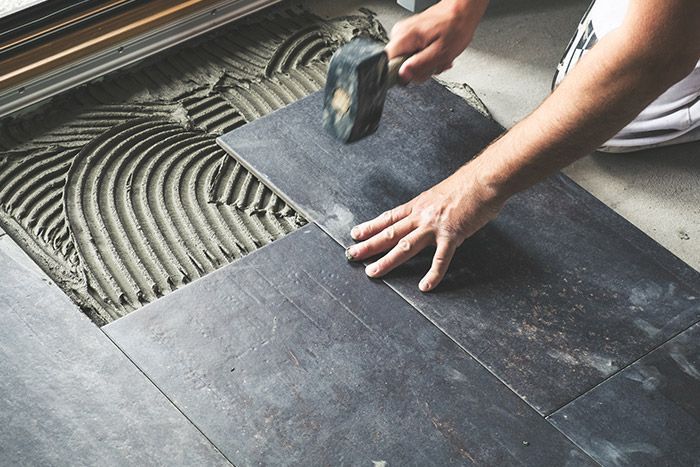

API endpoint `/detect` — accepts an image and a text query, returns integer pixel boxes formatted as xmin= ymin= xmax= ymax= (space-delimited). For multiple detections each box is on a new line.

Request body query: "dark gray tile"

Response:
xmin=0 ymin=246 xmax=228 ymax=465
xmin=218 ymin=82 xmax=700 ymax=414
xmin=549 ymin=322 xmax=700 ymax=466
xmin=387 ymin=177 xmax=700 ymax=415
xmin=219 ymin=80 xmax=503 ymax=246
xmin=106 ymin=225 xmax=594 ymax=466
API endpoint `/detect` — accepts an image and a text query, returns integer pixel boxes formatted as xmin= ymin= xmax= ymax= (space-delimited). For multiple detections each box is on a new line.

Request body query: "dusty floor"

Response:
xmin=308 ymin=0 xmax=700 ymax=271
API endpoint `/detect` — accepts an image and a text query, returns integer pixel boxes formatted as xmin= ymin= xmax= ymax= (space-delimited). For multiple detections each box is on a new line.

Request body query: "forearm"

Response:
xmin=470 ymin=8 xmax=699 ymax=201
xmin=447 ymin=0 xmax=490 ymax=42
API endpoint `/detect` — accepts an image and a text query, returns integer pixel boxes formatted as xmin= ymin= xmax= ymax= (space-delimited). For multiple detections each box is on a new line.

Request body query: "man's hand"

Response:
xmin=386 ymin=0 xmax=489 ymax=83
xmin=346 ymin=162 xmax=504 ymax=292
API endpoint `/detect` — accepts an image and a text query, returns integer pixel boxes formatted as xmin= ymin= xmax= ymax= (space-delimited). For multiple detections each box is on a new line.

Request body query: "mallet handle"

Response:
xmin=387 ymin=55 xmax=409 ymax=87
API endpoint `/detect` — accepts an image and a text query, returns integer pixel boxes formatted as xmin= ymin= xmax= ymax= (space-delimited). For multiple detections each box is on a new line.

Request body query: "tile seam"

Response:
xmin=546 ymin=314 xmax=700 ymax=418
xmin=305 ymin=221 xmax=553 ymax=412
xmin=100 ymin=328 xmax=238 ymax=467
xmin=545 ymin=420 xmax=605 ymax=467
xmin=307 ymin=221 xmax=599 ymax=463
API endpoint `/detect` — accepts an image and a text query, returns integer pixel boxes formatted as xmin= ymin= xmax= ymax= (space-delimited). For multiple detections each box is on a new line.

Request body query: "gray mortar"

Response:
xmin=0 ymin=7 xmax=389 ymax=324
xmin=0 ymin=5 xmax=491 ymax=324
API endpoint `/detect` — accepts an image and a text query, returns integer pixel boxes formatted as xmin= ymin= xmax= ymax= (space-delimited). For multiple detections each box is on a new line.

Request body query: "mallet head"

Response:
xmin=323 ymin=38 xmax=397 ymax=143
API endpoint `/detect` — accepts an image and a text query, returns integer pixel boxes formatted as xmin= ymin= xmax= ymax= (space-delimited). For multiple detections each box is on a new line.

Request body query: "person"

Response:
xmin=344 ymin=0 xmax=700 ymax=292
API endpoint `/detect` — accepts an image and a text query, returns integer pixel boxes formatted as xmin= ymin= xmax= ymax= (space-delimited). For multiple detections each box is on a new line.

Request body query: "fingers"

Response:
xmin=351 ymin=204 xmax=411 ymax=242
xmin=365 ymin=229 xmax=432 ymax=278
xmin=385 ymin=20 xmax=424 ymax=59
xmin=419 ymin=239 xmax=456 ymax=292
xmin=346 ymin=216 xmax=414 ymax=262
xmin=399 ymin=41 xmax=448 ymax=83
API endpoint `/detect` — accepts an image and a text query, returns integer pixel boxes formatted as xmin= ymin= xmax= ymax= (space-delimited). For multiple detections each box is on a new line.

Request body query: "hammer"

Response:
xmin=322 ymin=38 xmax=409 ymax=143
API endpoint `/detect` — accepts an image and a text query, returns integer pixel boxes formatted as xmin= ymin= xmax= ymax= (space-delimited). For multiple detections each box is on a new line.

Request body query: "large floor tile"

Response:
xmin=106 ymin=225 xmax=594 ymax=466
xmin=220 ymin=80 xmax=503 ymax=247
xmin=218 ymin=82 xmax=700 ymax=414
xmin=549 ymin=322 xmax=700 ymax=466
xmin=0 ymin=245 xmax=228 ymax=466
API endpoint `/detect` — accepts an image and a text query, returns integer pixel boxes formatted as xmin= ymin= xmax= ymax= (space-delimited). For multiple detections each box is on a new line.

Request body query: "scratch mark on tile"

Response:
xmin=249 ymin=268 xmax=323 ymax=331
xmin=288 ymin=349 xmax=305 ymax=371
xmin=300 ymin=269 xmax=374 ymax=334
xmin=284 ymin=297 xmax=323 ymax=331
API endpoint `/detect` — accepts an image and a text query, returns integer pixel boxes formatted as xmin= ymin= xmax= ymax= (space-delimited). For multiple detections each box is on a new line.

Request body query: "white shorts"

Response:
xmin=553 ymin=0 xmax=700 ymax=152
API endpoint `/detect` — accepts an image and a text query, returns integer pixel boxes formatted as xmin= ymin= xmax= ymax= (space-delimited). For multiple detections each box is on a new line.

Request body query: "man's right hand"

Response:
xmin=386 ymin=0 xmax=489 ymax=83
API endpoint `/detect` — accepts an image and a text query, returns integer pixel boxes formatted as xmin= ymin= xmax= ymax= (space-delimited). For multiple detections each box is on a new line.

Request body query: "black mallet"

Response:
xmin=322 ymin=38 xmax=409 ymax=143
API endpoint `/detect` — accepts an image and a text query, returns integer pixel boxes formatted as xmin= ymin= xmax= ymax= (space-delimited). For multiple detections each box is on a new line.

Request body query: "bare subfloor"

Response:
xmin=308 ymin=0 xmax=700 ymax=271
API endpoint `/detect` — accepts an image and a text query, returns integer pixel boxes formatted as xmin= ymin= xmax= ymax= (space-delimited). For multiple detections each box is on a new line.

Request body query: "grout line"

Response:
xmin=380 ymin=278 xmax=550 ymax=415
xmin=546 ymin=419 xmax=604 ymax=467
xmin=335 ymin=231 xmax=598 ymax=464
xmin=100 ymin=329 xmax=238 ymax=467
xmin=313 ymin=221 xmax=558 ymax=418
xmin=333 ymin=228 xmax=601 ymax=464
xmin=547 ymin=313 xmax=700 ymax=417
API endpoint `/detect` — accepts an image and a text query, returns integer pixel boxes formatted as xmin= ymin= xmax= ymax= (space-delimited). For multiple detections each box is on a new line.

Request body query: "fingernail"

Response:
xmin=350 ymin=227 xmax=360 ymax=240
xmin=419 ymin=280 xmax=431 ymax=292
xmin=365 ymin=264 xmax=378 ymax=277
xmin=345 ymin=247 xmax=356 ymax=261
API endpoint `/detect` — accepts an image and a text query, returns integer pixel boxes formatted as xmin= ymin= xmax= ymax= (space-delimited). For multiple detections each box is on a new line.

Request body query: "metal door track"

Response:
xmin=0 ymin=0 xmax=279 ymax=118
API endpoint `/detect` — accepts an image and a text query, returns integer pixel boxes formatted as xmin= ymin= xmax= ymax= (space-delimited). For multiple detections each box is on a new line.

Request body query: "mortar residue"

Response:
xmin=0 ymin=8 xmax=387 ymax=324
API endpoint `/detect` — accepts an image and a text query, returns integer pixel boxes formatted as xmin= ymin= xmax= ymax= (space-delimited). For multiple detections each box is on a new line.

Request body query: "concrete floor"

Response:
xmin=0 ymin=0 xmax=45 ymax=18
xmin=308 ymin=0 xmax=700 ymax=272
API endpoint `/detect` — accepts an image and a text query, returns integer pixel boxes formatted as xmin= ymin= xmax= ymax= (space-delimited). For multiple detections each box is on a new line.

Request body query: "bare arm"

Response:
xmin=347 ymin=0 xmax=700 ymax=292
xmin=475 ymin=0 xmax=700 ymax=199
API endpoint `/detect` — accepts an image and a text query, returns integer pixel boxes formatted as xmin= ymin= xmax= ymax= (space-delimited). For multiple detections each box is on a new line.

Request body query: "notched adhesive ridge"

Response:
xmin=0 ymin=7 xmax=387 ymax=324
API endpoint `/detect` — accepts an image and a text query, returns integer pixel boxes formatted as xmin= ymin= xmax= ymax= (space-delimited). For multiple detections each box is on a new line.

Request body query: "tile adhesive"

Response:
xmin=0 ymin=7 xmax=487 ymax=325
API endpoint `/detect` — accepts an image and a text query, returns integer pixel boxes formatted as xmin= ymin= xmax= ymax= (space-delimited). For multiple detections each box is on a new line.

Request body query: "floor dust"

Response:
xmin=0 ymin=7 xmax=387 ymax=324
